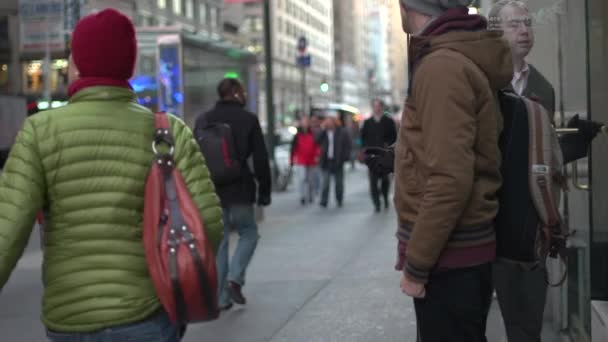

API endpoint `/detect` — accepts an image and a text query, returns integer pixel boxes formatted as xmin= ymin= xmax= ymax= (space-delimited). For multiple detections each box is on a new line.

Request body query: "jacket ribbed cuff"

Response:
xmin=404 ymin=261 xmax=430 ymax=284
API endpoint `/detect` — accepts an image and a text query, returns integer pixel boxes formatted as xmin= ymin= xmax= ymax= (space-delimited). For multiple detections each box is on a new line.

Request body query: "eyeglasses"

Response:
xmin=504 ymin=16 xmax=533 ymax=30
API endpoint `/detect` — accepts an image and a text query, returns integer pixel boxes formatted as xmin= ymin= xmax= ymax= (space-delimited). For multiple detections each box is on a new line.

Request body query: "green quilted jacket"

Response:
xmin=0 ymin=87 xmax=223 ymax=333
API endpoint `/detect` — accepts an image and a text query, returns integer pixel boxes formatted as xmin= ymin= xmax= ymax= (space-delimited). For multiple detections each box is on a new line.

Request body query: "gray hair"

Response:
xmin=487 ymin=0 xmax=529 ymax=30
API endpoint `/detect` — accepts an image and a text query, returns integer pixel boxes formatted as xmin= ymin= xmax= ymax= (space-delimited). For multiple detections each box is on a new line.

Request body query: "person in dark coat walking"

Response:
xmin=316 ymin=114 xmax=352 ymax=208
xmin=361 ymin=99 xmax=397 ymax=212
xmin=194 ymin=78 xmax=271 ymax=311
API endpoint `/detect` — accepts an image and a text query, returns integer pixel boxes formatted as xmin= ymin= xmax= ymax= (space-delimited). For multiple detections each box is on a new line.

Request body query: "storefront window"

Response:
xmin=23 ymin=59 xmax=69 ymax=95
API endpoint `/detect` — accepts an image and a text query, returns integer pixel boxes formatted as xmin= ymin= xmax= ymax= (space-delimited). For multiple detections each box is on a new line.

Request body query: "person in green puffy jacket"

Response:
xmin=0 ymin=9 xmax=222 ymax=342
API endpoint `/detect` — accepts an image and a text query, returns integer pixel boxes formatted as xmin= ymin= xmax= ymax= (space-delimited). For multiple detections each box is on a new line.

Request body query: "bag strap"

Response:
xmin=525 ymin=98 xmax=569 ymax=286
xmin=153 ymin=113 xmax=175 ymax=158
xmin=526 ymin=99 xmax=561 ymax=227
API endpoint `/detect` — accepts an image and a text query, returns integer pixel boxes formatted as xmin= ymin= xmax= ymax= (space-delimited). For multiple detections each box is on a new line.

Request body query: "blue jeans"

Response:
xmin=46 ymin=311 xmax=180 ymax=342
xmin=217 ymin=205 xmax=260 ymax=306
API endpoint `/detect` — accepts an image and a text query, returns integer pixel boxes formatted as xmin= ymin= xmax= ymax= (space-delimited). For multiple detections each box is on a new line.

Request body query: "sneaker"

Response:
xmin=219 ymin=303 xmax=234 ymax=311
xmin=301 ymin=198 xmax=306 ymax=205
xmin=227 ymin=281 xmax=247 ymax=305
xmin=375 ymin=206 xmax=381 ymax=213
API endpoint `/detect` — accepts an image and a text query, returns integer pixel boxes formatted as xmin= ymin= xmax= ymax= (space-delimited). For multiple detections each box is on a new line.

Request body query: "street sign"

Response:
xmin=296 ymin=54 xmax=311 ymax=67
xmin=19 ymin=0 xmax=65 ymax=53
xmin=297 ymin=36 xmax=307 ymax=52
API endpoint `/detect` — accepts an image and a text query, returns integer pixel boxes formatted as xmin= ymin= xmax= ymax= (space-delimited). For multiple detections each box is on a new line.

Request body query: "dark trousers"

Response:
xmin=414 ymin=263 xmax=493 ymax=342
xmin=320 ymin=161 xmax=344 ymax=206
xmin=493 ymin=260 xmax=547 ymax=342
xmin=369 ymin=171 xmax=390 ymax=209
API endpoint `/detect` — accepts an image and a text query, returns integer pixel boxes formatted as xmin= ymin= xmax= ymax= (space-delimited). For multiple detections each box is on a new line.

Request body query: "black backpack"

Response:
xmin=195 ymin=120 xmax=242 ymax=186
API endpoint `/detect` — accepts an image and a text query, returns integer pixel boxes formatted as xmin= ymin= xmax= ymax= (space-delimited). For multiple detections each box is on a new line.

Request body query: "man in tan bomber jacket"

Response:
xmin=394 ymin=0 xmax=513 ymax=341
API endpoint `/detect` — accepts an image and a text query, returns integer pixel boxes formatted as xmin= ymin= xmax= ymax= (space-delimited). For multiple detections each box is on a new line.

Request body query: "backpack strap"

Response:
xmin=524 ymin=98 xmax=569 ymax=286
xmin=153 ymin=113 xmax=175 ymax=157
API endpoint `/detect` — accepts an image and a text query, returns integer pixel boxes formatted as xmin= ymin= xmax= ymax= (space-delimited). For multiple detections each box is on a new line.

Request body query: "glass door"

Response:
xmin=588 ymin=0 xmax=608 ymax=339
xmin=524 ymin=0 xmax=593 ymax=339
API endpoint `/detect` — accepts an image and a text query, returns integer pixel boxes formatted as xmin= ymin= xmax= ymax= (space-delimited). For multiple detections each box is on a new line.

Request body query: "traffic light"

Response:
xmin=320 ymin=81 xmax=329 ymax=93
xmin=224 ymin=71 xmax=240 ymax=79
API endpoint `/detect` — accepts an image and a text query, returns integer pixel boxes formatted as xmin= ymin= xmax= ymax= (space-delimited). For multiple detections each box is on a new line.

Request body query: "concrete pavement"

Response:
xmin=0 ymin=167 xmax=559 ymax=341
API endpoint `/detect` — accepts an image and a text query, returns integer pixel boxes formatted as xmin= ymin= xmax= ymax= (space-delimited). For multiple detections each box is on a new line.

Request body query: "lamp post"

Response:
xmin=263 ymin=0 xmax=275 ymax=160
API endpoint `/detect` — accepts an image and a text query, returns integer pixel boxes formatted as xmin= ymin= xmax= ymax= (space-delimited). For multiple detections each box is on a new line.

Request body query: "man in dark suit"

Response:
xmin=316 ymin=114 xmax=352 ymax=208
xmin=361 ymin=99 xmax=397 ymax=212
xmin=488 ymin=2 xmax=557 ymax=341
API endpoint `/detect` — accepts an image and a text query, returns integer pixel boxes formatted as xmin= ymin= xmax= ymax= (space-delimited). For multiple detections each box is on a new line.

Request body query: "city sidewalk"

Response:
xmin=183 ymin=167 xmax=560 ymax=342
xmin=0 ymin=167 xmax=560 ymax=341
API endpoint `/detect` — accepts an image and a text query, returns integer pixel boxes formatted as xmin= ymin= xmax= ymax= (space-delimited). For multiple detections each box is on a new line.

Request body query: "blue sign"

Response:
xmin=158 ymin=44 xmax=183 ymax=117
xmin=296 ymin=54 xmax=312 ymax=67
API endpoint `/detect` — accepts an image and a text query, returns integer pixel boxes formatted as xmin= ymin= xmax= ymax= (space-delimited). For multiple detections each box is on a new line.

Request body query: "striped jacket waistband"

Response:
xmin=397 ymin=221 xmax=495 ymax=245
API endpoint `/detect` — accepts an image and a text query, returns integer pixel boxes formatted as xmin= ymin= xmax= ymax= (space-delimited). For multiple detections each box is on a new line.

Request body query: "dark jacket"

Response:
xmin=316 ymin=127 xmax=352 ymax=170
xmin=195 ymin=100 xmax=271 ymax=207
xmin=0 ymin=148 xmax=8 ymax=169
xmin=522 ymin=65 xmax=555 ymax=116
xmin=361 ymin=115 xmax=397 ymax=148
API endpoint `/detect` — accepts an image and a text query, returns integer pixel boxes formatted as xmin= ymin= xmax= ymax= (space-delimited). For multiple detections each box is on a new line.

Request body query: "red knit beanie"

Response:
xmin=71 ymin=8 xmax=137 ymax=80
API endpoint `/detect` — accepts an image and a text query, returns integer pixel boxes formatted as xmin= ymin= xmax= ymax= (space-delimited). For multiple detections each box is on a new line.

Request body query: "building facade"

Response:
xmin=332 ymin=0 xmax=368 ymax=111
xmin=362 ymin=0 xmax=408 ymax=113
xmin=222 ymin=0 xmax=334 ymax=125
xmin=386 ymin=0 xmax=408 ymax=112
xmin=1 ymin=0 xmax=253 ymax=123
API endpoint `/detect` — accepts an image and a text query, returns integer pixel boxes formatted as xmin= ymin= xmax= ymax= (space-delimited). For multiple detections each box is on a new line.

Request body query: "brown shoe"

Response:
xmin=227 ymin=281 xmax=247 ymax=305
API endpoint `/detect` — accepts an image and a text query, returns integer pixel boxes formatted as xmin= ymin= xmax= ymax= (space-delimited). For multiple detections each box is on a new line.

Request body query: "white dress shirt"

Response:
xmin=512 ymin=62 xmax=530 ymax=96
xmin=327 ymin=130 xmax=335 ymax=160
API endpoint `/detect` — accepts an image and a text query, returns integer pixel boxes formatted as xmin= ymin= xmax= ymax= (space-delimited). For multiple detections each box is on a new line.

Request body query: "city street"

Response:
xmin=1 ymin=167 xmax=558 ymax=342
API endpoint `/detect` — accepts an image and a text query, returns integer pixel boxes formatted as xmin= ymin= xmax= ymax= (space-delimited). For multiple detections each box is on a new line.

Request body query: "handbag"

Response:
xmin=143 ymin=112 xmax=220 ymax=324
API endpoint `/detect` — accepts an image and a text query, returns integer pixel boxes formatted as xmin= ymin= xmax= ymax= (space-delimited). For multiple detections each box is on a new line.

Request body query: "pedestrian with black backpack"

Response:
xmin=194 ymin=78 xmax=272 ymax=311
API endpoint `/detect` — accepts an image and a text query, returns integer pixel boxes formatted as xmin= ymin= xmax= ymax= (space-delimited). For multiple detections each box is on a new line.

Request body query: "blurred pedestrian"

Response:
xmin=310 ymin=115 xmax=323 ymax=199
xmin=0 ymin=9 xmax=223 ymax=342
xmin=361 ymin=99 xmax=397 ymax=212
xmin=316 ymin=114 xmax=352 ymax=208
xmin=344 ymin=114 xmax=361 ymax=171
xmin=195 ymin=78 xmax=272 ymax=311
xmin=291 ymin=116 xmax=321 ymax=205
xmin=394 ymin=1 xmax=512 ymax=341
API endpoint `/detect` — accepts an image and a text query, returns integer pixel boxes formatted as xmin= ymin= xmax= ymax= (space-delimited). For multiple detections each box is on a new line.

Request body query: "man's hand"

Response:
xmin=257 ymin=195 xmax=271 ymax=207
xmin=561 ymin=114 xmax=605 ymax=163
xmin=401 ymin=274 xmax=426 ymax=298
xmin=567 ymin=114 xmax=603 ymax=141
xmin=362 ymin=146 xmax=395 ymax=176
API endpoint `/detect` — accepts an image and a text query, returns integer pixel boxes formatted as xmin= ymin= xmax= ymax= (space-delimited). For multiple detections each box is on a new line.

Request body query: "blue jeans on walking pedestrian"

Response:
xmin=217 ymin=205 xmax=260 ymax=307
xmin=46 ymin=311 xmax=180 ymax=342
